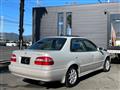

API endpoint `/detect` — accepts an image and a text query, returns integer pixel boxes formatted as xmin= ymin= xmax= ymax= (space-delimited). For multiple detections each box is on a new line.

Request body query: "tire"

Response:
xmin=118 ymin=54 xmax=120 ymax=60
xmin=103 ymin=58 xmax=111 ymax=72
xmin=65 ymin=66 xmax=78 ymax=87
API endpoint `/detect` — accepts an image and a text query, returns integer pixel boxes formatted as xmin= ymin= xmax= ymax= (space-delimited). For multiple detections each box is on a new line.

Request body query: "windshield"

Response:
xmin=29 ymin=38 xmax=66 ymax=50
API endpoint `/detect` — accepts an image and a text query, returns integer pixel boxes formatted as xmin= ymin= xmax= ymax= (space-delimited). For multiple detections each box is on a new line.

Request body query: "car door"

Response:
xmin=70 ymin=38 xmax=94 ymax=73
xmin=83 ymin=39 xmax=104 ymax=69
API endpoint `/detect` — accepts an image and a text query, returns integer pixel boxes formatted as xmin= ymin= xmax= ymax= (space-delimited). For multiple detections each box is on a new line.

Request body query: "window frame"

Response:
xmin=66 ymin=12 xmax=72 ymax=35
xmin=57 ymin=12 xmax=64 ymax=36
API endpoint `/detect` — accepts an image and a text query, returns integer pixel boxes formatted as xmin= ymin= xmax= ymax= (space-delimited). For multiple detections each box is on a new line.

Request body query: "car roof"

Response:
xmin=43 ymin=35 xmax=86 ymax=39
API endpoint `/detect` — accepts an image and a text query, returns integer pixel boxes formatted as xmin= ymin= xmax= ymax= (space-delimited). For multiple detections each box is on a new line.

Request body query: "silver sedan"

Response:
xmin=9 ymin=36 xmax=111 ymax=87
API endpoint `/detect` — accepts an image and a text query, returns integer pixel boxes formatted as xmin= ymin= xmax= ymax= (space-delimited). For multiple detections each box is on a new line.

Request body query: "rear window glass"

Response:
xmin=28 ymin=38 xmax=66 ymax=50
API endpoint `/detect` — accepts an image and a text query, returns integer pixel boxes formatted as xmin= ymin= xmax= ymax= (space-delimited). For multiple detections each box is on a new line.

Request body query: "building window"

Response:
xmin=109 ymin=20 xmax=120 ymax=46
xmin=66 ymin=12 xmax=72 ymax=35
xmin=57 ymin=12 xmax=64 ymax=36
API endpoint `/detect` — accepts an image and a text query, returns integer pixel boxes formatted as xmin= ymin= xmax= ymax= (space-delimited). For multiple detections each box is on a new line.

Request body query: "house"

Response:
xmin=32 ymin=3 xmax=120 ymax=49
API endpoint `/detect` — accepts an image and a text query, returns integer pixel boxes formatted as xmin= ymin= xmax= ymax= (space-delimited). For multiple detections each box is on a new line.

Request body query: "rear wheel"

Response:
xmin=103 ymin=58 xmax=111 ymax=72
xmin=65 ymin=66 xmax=78 ymax=87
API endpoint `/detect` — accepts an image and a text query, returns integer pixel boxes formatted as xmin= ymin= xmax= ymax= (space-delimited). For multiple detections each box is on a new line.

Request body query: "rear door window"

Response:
xmin=71 ymin=39 xmax=86 ymax=52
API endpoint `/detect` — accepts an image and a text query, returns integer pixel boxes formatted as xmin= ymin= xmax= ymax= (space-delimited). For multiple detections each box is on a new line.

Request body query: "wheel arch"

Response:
xmin=68 ymin=64 xmax=78 ymax=70
xmin=102 ymin=55 xmax=111 ymax=67
xmin=61 ymin=62 xmax=80 ymax=84
xmin=103 ymin=55 xmax=111 ymax=72
xmin=105 ymin=55 xmax=111 ymax=62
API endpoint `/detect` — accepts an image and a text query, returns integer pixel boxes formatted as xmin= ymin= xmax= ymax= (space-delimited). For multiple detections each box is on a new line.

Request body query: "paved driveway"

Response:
xmin=0 ymin=46 xmax=120 ymax=90
xmin=0 ymin=60 xmax=120 ymax=90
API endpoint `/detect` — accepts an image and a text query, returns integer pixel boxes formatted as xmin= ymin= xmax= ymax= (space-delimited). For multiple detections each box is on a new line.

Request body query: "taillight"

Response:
xmin=34 ymin=56 xmax=54 ymax=65
xmin=10 ymin=54 xmax=16 ymax=62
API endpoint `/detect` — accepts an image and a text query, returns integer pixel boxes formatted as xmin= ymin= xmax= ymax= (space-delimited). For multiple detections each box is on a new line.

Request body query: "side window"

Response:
xmin=83 ymin=40 xmax=97 ymax=51
xmin=71 ymin=39 xmax=86 ymax=52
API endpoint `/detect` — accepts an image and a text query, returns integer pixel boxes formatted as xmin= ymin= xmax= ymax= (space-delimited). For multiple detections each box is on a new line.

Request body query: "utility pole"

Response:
xmin=0 ymin=0 xmax=4 ymax=40
xmin=19 ymin=0 xmax=25 ymax=49
xmin=0 ymin=16 xmax=4 ymax=40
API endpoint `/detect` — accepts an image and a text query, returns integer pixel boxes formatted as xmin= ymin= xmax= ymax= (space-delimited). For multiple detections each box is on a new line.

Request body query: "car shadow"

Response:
xmin=74 ymin=69 xmax=103 ymax=87
xmin=0 ymin=66 xmax=10 ymax=73
xmin=111 ymin=58 xmax=120 ymax=64
xmin=23 ymin=70 xmax=103 ymax=89
xmin=0 ymin=66 xmax=103 ymax=89
xmin=23 ymin=78 xmax=64 ymax=89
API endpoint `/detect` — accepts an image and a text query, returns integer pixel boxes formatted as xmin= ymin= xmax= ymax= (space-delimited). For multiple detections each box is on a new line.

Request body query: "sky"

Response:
xmin=0 ymin=0 xmax=119 ymax=35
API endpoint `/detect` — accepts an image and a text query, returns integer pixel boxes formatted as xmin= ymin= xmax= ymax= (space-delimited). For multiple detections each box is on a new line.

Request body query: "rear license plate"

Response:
xmin=21 ymin=57 xmax=30 ymax=65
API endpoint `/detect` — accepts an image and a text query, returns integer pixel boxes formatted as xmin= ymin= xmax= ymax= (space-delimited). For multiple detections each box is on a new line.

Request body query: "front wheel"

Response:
xmin=65 ymin=67 xmax=78 ymax=87
xmin=103 ymin=58 xmax=111 ymax=72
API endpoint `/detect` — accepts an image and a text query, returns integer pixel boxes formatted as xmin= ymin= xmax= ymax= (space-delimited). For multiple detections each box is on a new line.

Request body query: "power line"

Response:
xmin=4 ymin=15 xmax=32 ymax=22
xmin=0 ymin=18 xmax=32 ymax=26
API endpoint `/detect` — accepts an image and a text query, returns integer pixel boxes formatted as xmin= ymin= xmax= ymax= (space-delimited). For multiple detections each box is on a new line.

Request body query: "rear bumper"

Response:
xmin=9 ymin=65 xmax=66 ymax=82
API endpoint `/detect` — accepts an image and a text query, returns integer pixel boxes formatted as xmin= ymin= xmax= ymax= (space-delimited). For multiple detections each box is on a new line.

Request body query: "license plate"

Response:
xmin=21 ymin=57 xmax=30 ymax=64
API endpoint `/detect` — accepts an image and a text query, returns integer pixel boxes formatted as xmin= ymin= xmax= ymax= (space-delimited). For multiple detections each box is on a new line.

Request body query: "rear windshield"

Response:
xmin=28 ymin=38 xmax=66 ymax=50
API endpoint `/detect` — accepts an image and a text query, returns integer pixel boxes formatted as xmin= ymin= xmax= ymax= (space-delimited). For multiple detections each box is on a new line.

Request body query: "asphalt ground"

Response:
xmin=0 ymin=46 xmax=120 ymax=90
xmin=0 ymin=61 xmax=120 ymax=90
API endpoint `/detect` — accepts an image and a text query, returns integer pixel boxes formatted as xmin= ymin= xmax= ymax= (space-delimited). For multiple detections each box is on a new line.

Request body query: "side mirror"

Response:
xmin=99 ymin=47 xmax=103 ymax=51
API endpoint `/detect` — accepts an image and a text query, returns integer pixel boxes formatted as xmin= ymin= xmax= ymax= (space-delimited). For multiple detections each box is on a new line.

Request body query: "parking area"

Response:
xmin=0 ymin=46 xmax=120 ymax=90
xmin=0 ymin=61 xmax=120 ymax=90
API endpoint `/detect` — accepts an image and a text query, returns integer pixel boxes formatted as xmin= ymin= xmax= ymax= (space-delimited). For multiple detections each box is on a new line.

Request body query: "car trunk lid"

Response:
xmin=11 ymin=49 xmax=50 ymax=67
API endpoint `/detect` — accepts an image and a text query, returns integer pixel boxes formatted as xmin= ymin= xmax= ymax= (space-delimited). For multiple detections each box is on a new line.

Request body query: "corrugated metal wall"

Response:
xmin=39 ymin=3 xmax=120 ymax=49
